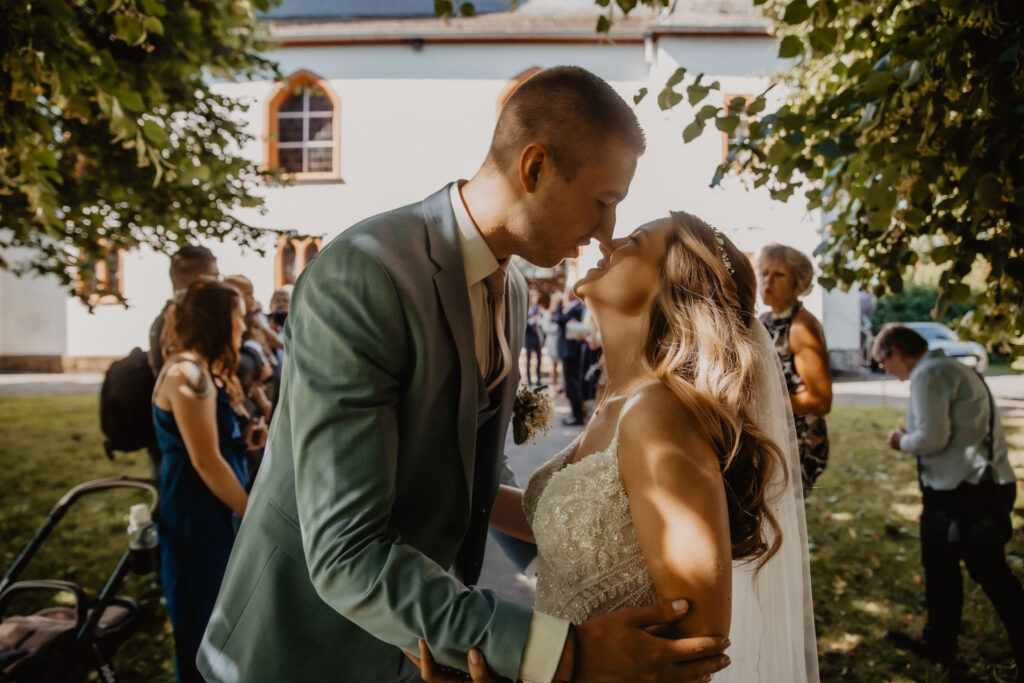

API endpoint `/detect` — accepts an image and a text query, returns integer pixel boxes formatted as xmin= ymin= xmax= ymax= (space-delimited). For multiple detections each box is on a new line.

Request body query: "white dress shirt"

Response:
xmin=449 ymin=182 xmax=570 ymax=683
xmin=899 ymin=349 xmax=1014 ymax=490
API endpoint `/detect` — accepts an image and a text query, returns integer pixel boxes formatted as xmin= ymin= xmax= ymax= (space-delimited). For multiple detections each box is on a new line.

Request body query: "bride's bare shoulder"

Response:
xmin=617 ymin=381 xmax=718 ymax=473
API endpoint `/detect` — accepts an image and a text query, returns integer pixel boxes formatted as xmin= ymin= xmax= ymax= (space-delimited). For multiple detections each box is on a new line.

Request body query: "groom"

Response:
xmin=198 ymin=67 xmax=730 ymax=682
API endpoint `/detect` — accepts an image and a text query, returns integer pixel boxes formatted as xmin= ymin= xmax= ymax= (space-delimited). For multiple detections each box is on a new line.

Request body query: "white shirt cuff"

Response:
xmin=518 ymin=611 xmax=570 ymax=683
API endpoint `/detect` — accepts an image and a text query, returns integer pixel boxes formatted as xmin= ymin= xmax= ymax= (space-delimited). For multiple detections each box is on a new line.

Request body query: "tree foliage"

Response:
xmin=870 ymin=285 xmax=973 ymax=332
xmin=0 ymin=0 xmax=280 ymax=302
xmin=614 ymin=0 xmax=1024 ymax=356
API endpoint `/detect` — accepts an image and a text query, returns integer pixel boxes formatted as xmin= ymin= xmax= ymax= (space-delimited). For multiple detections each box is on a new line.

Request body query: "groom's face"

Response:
xmin=516 ymin=135 xmax=638 ymax=268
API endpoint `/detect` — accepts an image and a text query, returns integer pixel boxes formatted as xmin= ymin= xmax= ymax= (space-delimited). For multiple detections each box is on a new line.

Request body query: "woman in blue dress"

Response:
xmin=152 ymin=279 xmax=257 ymax=682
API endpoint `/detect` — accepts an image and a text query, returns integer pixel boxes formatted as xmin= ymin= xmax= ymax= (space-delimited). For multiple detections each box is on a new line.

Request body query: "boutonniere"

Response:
xmin=512 ymin=384 xmax=555 ymax=445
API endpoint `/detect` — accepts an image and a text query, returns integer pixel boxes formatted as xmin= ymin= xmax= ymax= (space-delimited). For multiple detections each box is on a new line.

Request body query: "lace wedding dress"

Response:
xmin=523 ymin=426 xmax=658 ymax=624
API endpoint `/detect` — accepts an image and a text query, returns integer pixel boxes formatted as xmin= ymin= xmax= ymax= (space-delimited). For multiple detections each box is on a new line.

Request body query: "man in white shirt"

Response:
xmin=874 ymin=324 xmax=1023 ymax=680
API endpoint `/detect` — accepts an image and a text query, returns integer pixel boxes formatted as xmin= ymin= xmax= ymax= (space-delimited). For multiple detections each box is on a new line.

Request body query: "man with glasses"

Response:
xmin=873 ymin=323 xmax=1023 ymax=682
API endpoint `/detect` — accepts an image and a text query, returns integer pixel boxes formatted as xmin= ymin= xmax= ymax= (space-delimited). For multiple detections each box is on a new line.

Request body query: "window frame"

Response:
xmin=265 ymin=70 xmax=342 ymax=182
xmin=75 ymin=243 xmax=125 ymax=305
xmin=722 ymin=93 xmax=756 ymax=165
xmin=274 ymin=235 xmax=324 ymax=289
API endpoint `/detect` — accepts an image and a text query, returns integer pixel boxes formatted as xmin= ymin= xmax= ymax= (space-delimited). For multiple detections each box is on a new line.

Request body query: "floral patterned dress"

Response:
xmin=760 ymin=302 xmax=830 ymax=493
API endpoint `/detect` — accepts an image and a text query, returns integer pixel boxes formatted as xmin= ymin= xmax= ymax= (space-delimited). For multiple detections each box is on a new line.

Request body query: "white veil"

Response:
xmin=714 ymin=321 xmax=820 ymax=682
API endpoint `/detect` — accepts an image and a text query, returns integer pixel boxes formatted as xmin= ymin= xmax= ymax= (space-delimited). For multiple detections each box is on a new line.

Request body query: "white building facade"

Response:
xmin=0 ymin=0 xmax=862 ymax=372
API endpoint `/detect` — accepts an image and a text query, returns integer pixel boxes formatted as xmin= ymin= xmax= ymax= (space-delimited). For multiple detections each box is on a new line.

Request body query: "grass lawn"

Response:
xmin=1 ymin=395 xmax=1022 ymax=682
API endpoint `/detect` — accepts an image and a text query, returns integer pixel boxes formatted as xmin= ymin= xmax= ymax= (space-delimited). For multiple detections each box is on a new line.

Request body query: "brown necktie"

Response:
xmin=483 ymin=268 xmax=511 ymax=391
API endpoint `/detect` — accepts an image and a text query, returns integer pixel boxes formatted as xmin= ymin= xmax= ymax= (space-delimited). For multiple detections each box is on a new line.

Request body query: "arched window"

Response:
xmin=75 ymin=242 xmax=124 ymax=305
xmin=266 ymin=71 xmax=342 ymax=180
xmin=723 ymin=94 xmax=755 ymax=164
xmin=275 ymin=235 xmax=323 ymax=288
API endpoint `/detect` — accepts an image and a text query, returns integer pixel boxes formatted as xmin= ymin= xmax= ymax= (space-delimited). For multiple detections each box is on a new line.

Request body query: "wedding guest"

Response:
xmin=268 ymin=285 xmax=292 ymax=336
xmin=757 ymin=244 xmax=832 ymax=493
xmin=151 ymin=279 xmax=260 ymax=683
xmin=224 ymin=274 xmax=283 ymax=356
xmin=541 ymin=293 xmax=563 ymax=392
xmin=148 ymin=246 xmax=220 ymax=376
xmin=522 ymin=292 xmax=544 ymax=386
xmin=556 ymin=289 xmax=588 ymax=425
xmin=145 ymin=245 xmax=219 ymax=480
xmin=875 ymin=324 xmax=1023 ymax=679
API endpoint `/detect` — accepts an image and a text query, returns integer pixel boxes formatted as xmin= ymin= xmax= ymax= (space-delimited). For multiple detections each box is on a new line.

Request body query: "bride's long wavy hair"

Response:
xmin=642 ymin=210 xmax=785 ymax=566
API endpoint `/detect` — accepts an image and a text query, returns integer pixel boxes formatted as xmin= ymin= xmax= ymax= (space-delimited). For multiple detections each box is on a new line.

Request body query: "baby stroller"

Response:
xmin=0 ymin=478 xmax=159 ymax=683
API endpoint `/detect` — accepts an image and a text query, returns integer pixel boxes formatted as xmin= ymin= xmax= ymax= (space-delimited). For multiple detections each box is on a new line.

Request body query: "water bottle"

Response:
xmin=127 ymin=503 xmax=160 ymax=575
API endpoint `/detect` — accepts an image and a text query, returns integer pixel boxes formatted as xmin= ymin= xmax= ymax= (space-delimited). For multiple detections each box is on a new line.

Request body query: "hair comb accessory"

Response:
xmin=713 ymin=228 xmax=735 ymax=275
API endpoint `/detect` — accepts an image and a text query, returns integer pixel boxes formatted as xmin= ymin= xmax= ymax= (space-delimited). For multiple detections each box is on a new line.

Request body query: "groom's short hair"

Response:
xmin=485 ymin=66 xmax=645 ymax=180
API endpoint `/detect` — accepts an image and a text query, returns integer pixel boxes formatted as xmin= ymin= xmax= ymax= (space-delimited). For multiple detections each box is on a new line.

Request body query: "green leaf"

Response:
xmin=778 ymin=35 xmax=804 ymax=59
xmin=782 ymin=0 xmax=811 ymax=25
xmin=682 ymin=120 xmax=704 ymax=143
xmin=633 ymin=87 xmax=648 ymax=105
xmin=686 ymin=83 xmax=711 ymax=106
xmin=615 ymin=0 xmax=638 ymax=14
xmin=142 ymin=119 xmax=168 ymax=145
xmin=697 ymin=104 xmax=719 ymax=121
xmin=657 ymin=87 xmax=682 ymax=111
xmin=116 ymin=88 xmax=145 ymax=112
xmin=716 ymin=115 xmax=741 ymax=133
xmin=596 ymin=15 xmax=611 ymax=33
xmin=140 ymin=0 xmax=167 ymax=17
xmin=930 ymin=244 xmax=953 ymax=264
xmin=746 ymin=96 xmax=766 ymax=115
xmin=143 ymin=16 xmax=164 ymax=35
xmin=808 ymin=28 xmax=837 ymax=53
xmin=434 ymin=0 xmax=453 ymax=17
xmin=903 ymin=207 xmax=927 ymax=227
xmin=458 ymin=2 xmax=476 ymax=17
xmin=949 ymin=282 xmax=971 ymax=304
xmin=725 ymin=95 xmax=747 ymax=114
xmin=666 ymin=67 xmax=687 ymax=87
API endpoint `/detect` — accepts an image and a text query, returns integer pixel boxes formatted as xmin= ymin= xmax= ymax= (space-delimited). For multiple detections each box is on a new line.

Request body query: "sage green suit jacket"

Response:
xmin=198 ymin=187 xmax=533 ymax=682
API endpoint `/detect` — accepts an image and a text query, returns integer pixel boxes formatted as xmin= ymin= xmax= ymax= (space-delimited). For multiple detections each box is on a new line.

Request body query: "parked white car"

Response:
xmin=903 ymin=322 xmax=989 ymax=373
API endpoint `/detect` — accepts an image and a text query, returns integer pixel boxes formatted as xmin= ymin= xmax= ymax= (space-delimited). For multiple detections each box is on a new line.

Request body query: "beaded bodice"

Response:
xmin=523 ymin=428 xmax=659 ymax=624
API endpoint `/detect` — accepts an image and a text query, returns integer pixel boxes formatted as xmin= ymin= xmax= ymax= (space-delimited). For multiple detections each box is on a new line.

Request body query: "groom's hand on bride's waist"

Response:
xmin=554 ymin=599 xmax=731 ymax=683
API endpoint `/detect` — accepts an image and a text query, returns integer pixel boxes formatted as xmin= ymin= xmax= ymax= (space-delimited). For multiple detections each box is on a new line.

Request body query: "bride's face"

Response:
xmin=574 ymin=217 xmax=674 ymax=316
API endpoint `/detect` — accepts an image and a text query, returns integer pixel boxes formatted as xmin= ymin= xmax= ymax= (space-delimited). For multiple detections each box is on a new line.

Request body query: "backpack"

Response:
xmin=99 ymin=347 xmax=157 ymax=459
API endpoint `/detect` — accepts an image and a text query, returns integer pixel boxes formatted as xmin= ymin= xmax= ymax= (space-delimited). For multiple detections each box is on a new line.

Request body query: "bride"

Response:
xmin=412 ymin=211 xmax=819 ymax=682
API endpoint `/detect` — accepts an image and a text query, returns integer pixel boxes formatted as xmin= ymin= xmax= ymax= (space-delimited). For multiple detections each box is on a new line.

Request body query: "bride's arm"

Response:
xmin=488 ymin=485 xmax=535 ymax=544
xmin=617 ymin=386 xmax=733 ymax=639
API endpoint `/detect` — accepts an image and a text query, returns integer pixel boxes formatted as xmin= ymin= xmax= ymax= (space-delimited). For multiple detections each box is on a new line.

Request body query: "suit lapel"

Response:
xmin=423 ymin=186 xmax=479 ymax=493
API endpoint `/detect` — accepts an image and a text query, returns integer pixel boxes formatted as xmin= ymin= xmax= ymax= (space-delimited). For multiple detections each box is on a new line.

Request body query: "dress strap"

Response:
xmin=612 ymin=379 xmax=663 ymax=433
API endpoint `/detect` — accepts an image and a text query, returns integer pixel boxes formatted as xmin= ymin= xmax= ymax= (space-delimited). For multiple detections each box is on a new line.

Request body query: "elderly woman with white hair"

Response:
xmin=757 ymin=244 xmax=833 ymax=494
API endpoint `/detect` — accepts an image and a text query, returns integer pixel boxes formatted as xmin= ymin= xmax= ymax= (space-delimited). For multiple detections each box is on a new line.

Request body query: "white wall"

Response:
xmin=0 ymin=261 xmax=67 ymax=356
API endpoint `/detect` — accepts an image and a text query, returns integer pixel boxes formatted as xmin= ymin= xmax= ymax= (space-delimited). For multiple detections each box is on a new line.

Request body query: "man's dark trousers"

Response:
xmin=920 ymin=482 xmax=1024 ymax=666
